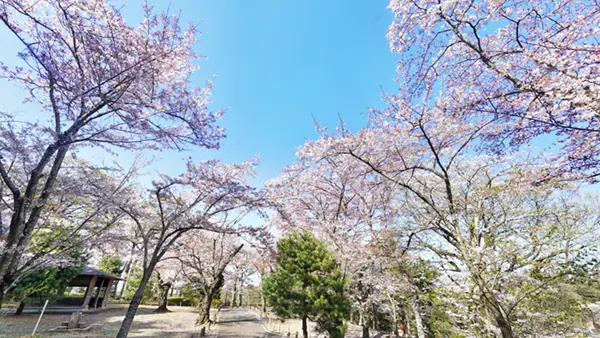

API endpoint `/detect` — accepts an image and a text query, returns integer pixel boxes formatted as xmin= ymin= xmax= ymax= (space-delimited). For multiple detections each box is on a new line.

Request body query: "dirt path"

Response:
xmin=216 ymin=308 xmax=279 ymax=338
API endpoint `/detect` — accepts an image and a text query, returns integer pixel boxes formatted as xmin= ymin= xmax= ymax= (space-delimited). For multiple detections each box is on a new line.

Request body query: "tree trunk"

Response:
xmin=362 ymin=324 xmax=369 ymax=338
xmin=410 ymin=297 xmax=425 ymax=338
xmin=391 ymin=306 xmax=399 ymax=336
xmin=14 ymin=300 xmax=25 ymax=315
xmin=119 ymin=255 xmax=134 ymax=298
xmin=372 ymin=303 xmax=377 ymax=330
xmin=197 ymin=290 xmax=215 ymax=324
xmin=483 ymin=290 xmax=514 ymax=338
xmin=155 ymin=282 xmax=171 ymax=313
xmin=302 ymin=315 xmax=308 ymax=338
xmin=400 ymin=311 xmax=410 ymax=338
xmin=231 ymin=281 xmax=237 ymax=307
xmin=495 ymin=315 xmax=514 ymax=338
xmin=116 ymin=268 xmax=153 ymax=338
xmin=260 ymin=290 xmax=266 ymax=313
xmin=359 ymin=309 xmax=369 ymax=338
xmin=0 ymin=284 xmax=4 ymax=309
xmin=0 ymin=142 xmax=69 ymax=284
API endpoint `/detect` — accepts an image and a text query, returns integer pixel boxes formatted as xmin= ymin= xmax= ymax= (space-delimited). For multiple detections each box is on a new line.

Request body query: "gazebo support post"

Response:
xmin=101 ymin=279 xmax=114 ymax=308
xmin=81 ymin=275 xmax=98 ymax=309
xmin=93 ymin=278 xmax=106 ymax=309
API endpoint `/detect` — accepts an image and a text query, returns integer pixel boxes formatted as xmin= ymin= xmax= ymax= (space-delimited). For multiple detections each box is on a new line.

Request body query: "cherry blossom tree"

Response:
xmin=267 ymin=141 xmax=399 ymax=249
xmin=0 ymin=0 xmax=224 ymax=288
xmin=100 ymin=230 xmax=141 ymax=298
xmin=348 ymin=257 xmax=392 ymax=338
xmin=147 ymin=262 xmax=182 ymax=313
xmin=248 ymin=248 xmax=275 ymax=313
xmin=221 ymin=226 xmax=274 ymax=309
xmin=92 ymin=197 xmax=148 ymax=299
xmin=172 ymin=231 xmax=244 ymax=324
xmin=386 ymin=0 xmax=600 ymax=180
xmin=0 ymin=156 xmax=133 ymax=307
xmin=227 ymin=249 xmax=257 ymax=308
xmin=115 ymin=158 xmax=265 ymax=338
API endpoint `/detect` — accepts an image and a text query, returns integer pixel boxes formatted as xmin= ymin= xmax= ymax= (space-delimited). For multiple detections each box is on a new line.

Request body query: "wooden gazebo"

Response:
xmin=61 ymin=266 xmax=122 ymax=310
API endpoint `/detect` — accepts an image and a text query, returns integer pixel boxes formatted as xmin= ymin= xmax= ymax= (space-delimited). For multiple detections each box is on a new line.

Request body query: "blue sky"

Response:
xmin=0 ymin=0 xmax=397 ymax=185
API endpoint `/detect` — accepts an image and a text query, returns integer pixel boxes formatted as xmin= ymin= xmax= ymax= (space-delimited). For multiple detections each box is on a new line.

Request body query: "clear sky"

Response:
xmin=0 ymin=0 xmax=397 ymax=185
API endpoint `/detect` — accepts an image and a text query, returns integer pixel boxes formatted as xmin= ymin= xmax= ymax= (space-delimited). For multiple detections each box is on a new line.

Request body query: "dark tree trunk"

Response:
xmin=14 ymin=300 xmax=25 ymax=315
xmin=197 ymin=290 xmax=215 ymax=324
xmin=0 ymin=143 xmax=70 ymax=284
xmin=495 ymin=315 xmax=514 ymax=338
xmin=362 ymin=324 xmax=369 ymax=338
xmin=116 ymin=268 xmax=153 ymax=338
xmin=484 ymin=291 xmax=514 ymax=338
xmin=372 ymin=303 xmax=377 ymax=330
xmin=0 ymin=283 xmax=4 ymax=309
xmin=155 ymin=282 xmax=171 ymax=313
xmin=399 ymin=311 xmax=410 ymax=338
xmin=301 ymin=315 xmax=308 ymax=338
xmin=391 ymin=308 xmax=399 ymax=336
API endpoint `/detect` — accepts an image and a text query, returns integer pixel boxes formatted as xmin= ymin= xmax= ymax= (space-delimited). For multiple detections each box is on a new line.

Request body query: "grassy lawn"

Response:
xmin=0 ymin=305 xmax=201 ymax=337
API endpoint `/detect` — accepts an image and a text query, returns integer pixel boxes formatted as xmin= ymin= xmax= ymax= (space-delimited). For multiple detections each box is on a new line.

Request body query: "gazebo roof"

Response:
xmin=80 ymin=266 xmax=122 ymax=280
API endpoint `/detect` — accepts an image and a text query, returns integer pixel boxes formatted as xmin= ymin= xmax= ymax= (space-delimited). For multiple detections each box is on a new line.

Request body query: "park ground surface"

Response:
xmin=1 ymin=306 xmax=386 ymax=338
xmin=215 ymin=307 xmax=278 ymax=338
xmin=0 ymin=305 xmax=203 ymax=337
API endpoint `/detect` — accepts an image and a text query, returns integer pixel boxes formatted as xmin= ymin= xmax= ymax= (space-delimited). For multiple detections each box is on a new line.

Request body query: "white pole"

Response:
xmin=32 ymin=299 xmax=49 ymax=336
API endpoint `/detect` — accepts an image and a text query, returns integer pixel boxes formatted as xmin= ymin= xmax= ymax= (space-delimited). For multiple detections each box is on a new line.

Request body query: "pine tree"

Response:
xmin=262 ymin=231 xmax=349 ymax=338
xmin=98 ymin=254 xmax=123 ymax=276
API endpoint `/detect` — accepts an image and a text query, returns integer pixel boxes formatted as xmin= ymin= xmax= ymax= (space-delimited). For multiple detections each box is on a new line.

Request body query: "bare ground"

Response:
xmin=0 ymin=305 xmax=202 ymax=338
xmin=262 ymin=310 xmax=383 ymax=338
